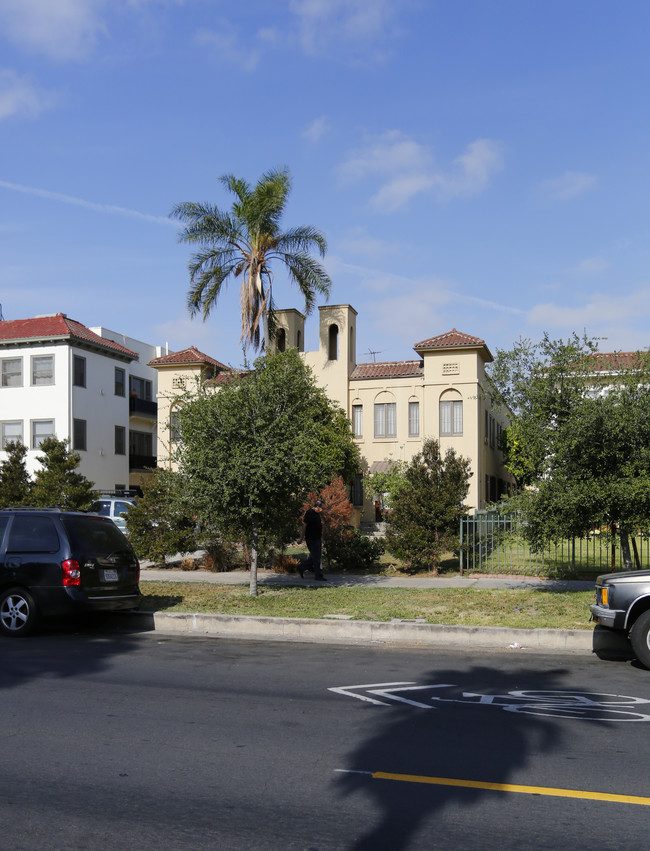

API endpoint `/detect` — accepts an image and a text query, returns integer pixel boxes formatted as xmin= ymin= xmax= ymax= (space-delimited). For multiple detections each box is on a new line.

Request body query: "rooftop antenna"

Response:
xmin=365 ymin=347 xmax=383 ymax=363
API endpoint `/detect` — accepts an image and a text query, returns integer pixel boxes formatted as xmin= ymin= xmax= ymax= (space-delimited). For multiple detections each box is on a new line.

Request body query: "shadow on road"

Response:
xmin=335 ymin=664 xmax=620 ymax=850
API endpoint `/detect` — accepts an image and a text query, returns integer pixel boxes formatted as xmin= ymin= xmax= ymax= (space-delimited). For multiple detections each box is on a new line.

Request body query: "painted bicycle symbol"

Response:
xmin=329 ymin=682 xmax=650 ymax=721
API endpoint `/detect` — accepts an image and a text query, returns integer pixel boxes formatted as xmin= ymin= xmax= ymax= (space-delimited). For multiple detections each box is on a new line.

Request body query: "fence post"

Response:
xmin=459 ymin=517 xmax=464 ymax=575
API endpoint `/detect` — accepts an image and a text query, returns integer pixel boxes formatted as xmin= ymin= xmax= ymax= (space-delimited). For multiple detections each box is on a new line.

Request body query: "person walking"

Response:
xmin=299 ymin=499 xmax=326 ymax=581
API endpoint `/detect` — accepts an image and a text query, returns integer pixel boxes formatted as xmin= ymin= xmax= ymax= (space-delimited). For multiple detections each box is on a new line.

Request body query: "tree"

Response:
xmin=171 ymin=167 xmax=332 ymax=351
xmin=0 ymin=441 xmax=31 ymax=506
xmin=385 ymin=439 xmax=471 ymax=573
xmin=125 ymin=468 xmax=199 ymax=564
xmin=489 ymin=336 xmax=650 ymax=568
xmin=176 ymin=348 xmax=360 ymax=595
xmin=30 ymin=438 xmax=97 ymax=510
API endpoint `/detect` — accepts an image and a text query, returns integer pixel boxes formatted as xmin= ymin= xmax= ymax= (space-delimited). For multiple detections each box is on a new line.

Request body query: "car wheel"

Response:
xmin=630 ymin=609 xmax=650 ymax=670
xmin=0 ymin=587 xmax=38 ymax=637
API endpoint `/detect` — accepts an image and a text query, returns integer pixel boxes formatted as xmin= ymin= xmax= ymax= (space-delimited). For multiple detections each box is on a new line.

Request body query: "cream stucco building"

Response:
xmin=150 ymin=304 xmax=513 ymax=521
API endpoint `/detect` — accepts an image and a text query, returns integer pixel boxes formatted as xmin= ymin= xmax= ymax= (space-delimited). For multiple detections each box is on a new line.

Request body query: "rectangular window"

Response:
xmin=73 ymin=355 xmax=86 ymax=388
xmin=1 ymin=357 xmax=22 ymax=387
xmin=440 ymin=400 xmax=463 ymax=436
xmin=408 ymin=401 xmax=420 ymax=437
xmin=115 ymin=367 xmax=125 ymax=397
xmin=32 ymin=355 xmax=54 ymax=386
xmin=1 ymin=421 xmax=23 ymax=449
xmin=352 ymin=404 xmax=363 ymax=438
xmin=32 ymin=420 xmax=54 ymax=449
xmin=129 ymin=430 xmax=152 ymax=455
xmin=130 ymin=375 xmax=152 ymax=401
xmin=73 ymin=418 xmax=87 ymax=451
xmin=374 ymin=402 xmax=397 ymax=439
xmin=489 ymin=415 xmax=495 ymax=448
xmin=115 ymin=425 xmax=126 ymax=455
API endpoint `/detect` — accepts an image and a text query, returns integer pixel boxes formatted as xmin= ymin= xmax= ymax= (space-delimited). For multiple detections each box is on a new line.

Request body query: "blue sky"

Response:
xmin=2 ymin=0 xmax=650 ymax=369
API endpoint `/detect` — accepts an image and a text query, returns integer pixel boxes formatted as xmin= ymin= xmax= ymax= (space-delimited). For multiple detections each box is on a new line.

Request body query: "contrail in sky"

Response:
xmin=0 ymin=178 xmax=177 ymax=227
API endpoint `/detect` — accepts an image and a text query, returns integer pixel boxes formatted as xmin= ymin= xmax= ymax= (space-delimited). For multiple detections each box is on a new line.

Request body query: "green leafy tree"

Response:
xmin=0 ymin=441 xmax=32 ymax=506
xmin=177 ymin=348 xmax=359 ymax=595
xmin=385 ymin=439 xmax=471 ymax=573
xmin=125 ymin=468 xmax=199 ymax=564
xmin=363 ymin=459 xmax=408 ymax=513
xmin=171 ymin=167 xmax=332 ymax=351
xmin=30 ymin=437 xmax=97 ymax=510
xmin=489 ymin=337 xmax=650 ymax=568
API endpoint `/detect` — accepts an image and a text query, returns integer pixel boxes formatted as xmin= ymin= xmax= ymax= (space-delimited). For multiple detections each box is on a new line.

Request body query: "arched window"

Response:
xmin=374 ymin=392 xmax=396 ymax=438
xmin=439 ymin=390 xmax=463 ymax=436
xmin=328 ymin=324 xmax=339 ymax=361
xmin=277 ymin=328 xmax=286 ymax=352
xmin=349 ymin=326 xmax=354 ymax=362
xmin=297 ymin=329 xmax=302 ymax=352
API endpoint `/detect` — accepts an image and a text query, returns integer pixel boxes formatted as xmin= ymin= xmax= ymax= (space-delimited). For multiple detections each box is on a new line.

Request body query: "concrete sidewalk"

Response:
xmin=140 ymin=565 xmax=594 ymax=592
xmin=132 ymin=565 xmax=600 ymax=656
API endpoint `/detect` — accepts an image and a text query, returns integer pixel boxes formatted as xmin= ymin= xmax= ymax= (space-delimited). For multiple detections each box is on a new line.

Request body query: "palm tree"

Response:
xmin=171 ymin=167 xmax=332 ymax=351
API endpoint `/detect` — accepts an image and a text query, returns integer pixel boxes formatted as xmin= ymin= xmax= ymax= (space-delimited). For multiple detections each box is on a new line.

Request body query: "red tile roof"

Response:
xmin=0 ymin=313 xmax=137 ymax=358
xmin=351 ymin=360 xmax=424 ymax=380
xmin=586 ymin=352 xmax=647 ymax=372
xmin=148 ymin=346 xmax=229 ymax=371
xmin=414 ymin=328 xmax=487 ymax=350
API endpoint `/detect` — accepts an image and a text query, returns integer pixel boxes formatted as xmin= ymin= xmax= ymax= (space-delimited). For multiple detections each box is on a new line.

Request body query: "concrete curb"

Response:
xmin=123 ymin=610 xmax=594 ymax=654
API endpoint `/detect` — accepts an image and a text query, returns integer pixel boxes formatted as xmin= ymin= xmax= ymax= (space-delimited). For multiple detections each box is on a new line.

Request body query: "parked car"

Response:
xmin=90 ymin=497 xmax=136 ymax=533
xmin=590 ymin=569 xmax=650 ymax=669
xmin=0 ymin=507 xmax=141 ymax=637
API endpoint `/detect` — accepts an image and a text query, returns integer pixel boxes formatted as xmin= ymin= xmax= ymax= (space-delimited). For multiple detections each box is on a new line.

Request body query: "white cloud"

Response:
xmin=289 ymin=0 xmax=398 ymax=57
xmin=539 ymin=171 xmax=598 ymax=202
xmin=573 ymin=256 xmax=610 ymax=276
xmin=302 ymin=116 xmax=330 ymax=142
xmin=0 ymin=0 xmax=109 ymax=61
xmin=338 ymin=131 xmax=503 ymax=211
xmin=195 ymin=23 xmax=262 ymax=72
xmin=337 ymin=227 xmax=401 ymax=257
xmin=0 ymin=179 xmax=176 ymax=226
xmin=527 ymin=287 xmax=650 ymax=331
xmin=0 ymin=69 xmax=54 ymax=120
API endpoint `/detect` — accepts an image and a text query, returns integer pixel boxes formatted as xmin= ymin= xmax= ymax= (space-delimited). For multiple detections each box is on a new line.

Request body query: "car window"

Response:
xmin=7 ymin=516 xmax=60 ymax=553
xmin=61 ymin=515 xmax=132 ymax=555
xmin=115 ymin=501 xmax=133 ymax=517
xmin=0 ymin=516 xmax=9 ymax=547
xmin=90 ymin=501 xmax=111 ymax=517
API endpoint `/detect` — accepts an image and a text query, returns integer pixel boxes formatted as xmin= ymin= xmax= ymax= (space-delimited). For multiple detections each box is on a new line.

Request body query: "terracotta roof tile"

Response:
xmin=0 ymin=313 xmax=137 ymax=358
xmin=587 ymin=352 xmax=647 ymax=372
xmin=351 ymin=360 xmax=424 ymax=380
xmin=148 ymin=346 xmax=229 ymax=370
xmin=414 ymin=328 xmax=487 ymax=350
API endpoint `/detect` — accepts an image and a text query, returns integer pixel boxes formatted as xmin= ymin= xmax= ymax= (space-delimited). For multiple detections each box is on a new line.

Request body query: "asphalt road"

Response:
xmin=2 ymin=626 xmax=649 ymax=850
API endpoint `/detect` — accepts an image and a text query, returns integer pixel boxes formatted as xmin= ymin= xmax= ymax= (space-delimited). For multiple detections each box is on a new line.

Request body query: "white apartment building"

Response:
xmin=0 ymin=313 xmax=164 ymax=493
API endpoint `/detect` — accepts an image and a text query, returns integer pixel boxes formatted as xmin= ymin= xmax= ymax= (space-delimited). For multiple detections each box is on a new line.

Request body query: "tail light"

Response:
xmin=62 ymin=559 xmax=81 ymax=586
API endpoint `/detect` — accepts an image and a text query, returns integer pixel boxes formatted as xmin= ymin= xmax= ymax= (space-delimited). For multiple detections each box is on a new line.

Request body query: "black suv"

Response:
xmin=0 ymin=508 xmax=141 ymax=637
xmin=591 ymin=570 xmax=650 ymax=669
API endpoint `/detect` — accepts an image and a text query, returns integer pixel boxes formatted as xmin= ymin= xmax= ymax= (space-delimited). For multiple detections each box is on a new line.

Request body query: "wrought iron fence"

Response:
xmin=459 ymin=512 xmax=650 ymax=577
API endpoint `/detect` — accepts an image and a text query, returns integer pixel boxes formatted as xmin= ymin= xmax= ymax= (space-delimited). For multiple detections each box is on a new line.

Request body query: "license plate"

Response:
xmin=103 ymin=569 xmax=118 ymax=582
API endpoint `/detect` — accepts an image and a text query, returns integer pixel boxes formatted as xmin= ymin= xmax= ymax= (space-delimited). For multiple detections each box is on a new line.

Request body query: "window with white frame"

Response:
xmin=32 ymin=355 xmax=54 ymax=386
xmin=408 ymin=401 xmax=420 ymax=437
xmin=1 ymin=421 xmax=23 ymax=449
xmin=32 ymin=420 xmax=54 ymax=448
xmin=352 ymin=404 xmax=363 ymax=438
xmin=1 ymin=358 xmax=22 ymax=387
xmin=440 ymin=398 xmax=463 ymax=436
xmin=73 ymin=355 xmax=86 ymax=388
xmin=115 ymin=367 xmax=125 ymax=396
xmin=374 ymin=402 xmax=397 ymax=438
xmin=73 ymin=418 xmax=87 ymax=451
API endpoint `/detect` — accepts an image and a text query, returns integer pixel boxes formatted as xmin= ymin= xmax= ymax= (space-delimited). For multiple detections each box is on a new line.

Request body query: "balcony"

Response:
xmin=129 ymin=397 xmax=157 ymax=419
xmin=129 ymin=454 xmax=157 ymax=471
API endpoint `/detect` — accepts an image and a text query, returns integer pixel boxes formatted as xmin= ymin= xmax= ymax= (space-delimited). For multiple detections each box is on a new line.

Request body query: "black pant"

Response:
xmin=304 ymin=538 xmax=323 ymax=577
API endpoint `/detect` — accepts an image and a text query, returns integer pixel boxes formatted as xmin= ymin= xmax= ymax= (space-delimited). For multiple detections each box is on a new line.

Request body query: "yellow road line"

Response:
xmin=370 ymin=771 xmax=650 ymax=806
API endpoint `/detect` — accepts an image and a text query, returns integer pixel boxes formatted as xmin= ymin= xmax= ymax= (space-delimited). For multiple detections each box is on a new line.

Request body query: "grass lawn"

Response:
xmin=139 ymin=581 xmax=595 ymax=631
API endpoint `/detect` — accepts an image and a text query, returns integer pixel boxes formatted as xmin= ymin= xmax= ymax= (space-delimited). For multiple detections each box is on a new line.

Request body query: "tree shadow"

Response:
xmin=334 ymin=664 xmax=619 ymax=850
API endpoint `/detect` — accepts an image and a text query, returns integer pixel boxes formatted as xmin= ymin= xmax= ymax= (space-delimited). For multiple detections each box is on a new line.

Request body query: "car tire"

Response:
xmin=0 ymin=587 xmax=38 ymax=637
xmin=630 ymin=609 xmax=650 ymax=670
